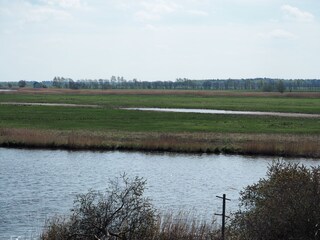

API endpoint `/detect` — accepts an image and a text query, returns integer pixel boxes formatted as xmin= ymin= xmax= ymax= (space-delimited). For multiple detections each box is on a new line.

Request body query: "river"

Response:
xmin=0 ymin=148 xmax=319 ymax=239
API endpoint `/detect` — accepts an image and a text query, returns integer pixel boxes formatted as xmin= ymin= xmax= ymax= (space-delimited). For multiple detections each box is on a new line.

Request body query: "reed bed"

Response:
xmin=41 ymin=212 xmax=220 ymax=240
xmin=1 ymin=128 xmax=319 ymax=158
xmin=153 ymin=212 xmax=219 ymax=240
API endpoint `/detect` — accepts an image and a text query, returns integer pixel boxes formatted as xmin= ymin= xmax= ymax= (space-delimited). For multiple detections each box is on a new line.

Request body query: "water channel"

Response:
xmin=0 ymin=148 xmax=319 ymax=239
xmin=123 ymin=108 xmax=320 ymax=118
xmin=0 ymin=89 xmax=17 ymax=92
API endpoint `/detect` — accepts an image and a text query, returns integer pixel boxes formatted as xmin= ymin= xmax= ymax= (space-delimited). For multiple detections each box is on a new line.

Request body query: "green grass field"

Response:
xmin=0 ymin=91 xmax=319 ymax=134
xmin=0 ymin=104 xmax=319 ymax=134
xmin=1 ymin=91 xmax=319 ymax=157
xmin=0 ymin=92 xmax=319 ymax=113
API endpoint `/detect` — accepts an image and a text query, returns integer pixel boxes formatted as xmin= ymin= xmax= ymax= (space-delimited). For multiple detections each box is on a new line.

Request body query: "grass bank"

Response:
xmin=1 ymin=128 xmax=319 ymax=158
xmin=1 ymin=90 xmax=319 ymax=157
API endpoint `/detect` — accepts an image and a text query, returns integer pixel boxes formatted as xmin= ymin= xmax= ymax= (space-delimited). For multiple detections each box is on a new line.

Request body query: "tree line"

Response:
xmin=2 ymin=77 xmax=320 ymax=92
xmin=52 ymin=77 xmax=320 ymax=92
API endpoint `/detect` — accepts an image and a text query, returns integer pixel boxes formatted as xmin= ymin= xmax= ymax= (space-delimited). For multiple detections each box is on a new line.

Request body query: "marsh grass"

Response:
xmin=1 ymin=128 xmax=319 ymax=157
xmin=240 ymin=135 xmax=320 ymax=158
xmin=153 ymin=212 xmax=219 ymax=240
xmin=41 ymin=212 xmax=220 ymax=240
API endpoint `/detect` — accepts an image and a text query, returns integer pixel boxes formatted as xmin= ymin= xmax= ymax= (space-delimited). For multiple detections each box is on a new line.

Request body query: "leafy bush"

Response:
xmin=231 ymin=161 xmax=320 ymax=240
xmin=41 ymin=174 xmax=156 ymax=240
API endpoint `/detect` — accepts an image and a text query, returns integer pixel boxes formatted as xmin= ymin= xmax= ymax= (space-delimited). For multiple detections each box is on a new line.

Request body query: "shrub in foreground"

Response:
xmin=41 ymin=174 xmax=156 ymax=240
xmin=230 ymin=161 xmax=320 ymax=240
xmin=41 ymin=174 xmax=218 ymax=240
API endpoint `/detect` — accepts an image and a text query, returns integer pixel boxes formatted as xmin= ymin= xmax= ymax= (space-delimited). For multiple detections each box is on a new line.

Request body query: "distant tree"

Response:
xmin=231 ymin=161 xmax=320 ymax=240
xmin=18 ymin=80 xmax=26 ymax=88
xmin=110 ymin=75 xmax=117 ymax=83
xmin=53 ymin=77 xmax=63 ymax=88
xmin=288 ymin=81 xmax=293 ymax=92
xmin=68 ymin=79 xmax=79 ymax=89
xmin=8 ymin=83 xmax=12 ymax=88
xmin=262 ymin=82 xmax=273 ymax=92
xmin=277 ymin=80 xmax=286 ymax=93
xmin=33 ymin=81 xmax=42 ymax=88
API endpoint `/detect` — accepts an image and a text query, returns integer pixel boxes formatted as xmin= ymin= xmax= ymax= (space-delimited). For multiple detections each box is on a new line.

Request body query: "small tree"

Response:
xmin=42 ymin=174 xmax=156 ymax=240
xmin=18 ymin=80 xmax=26 ymax=88
xmin=231 ymin=161 xmax=320 ymax=240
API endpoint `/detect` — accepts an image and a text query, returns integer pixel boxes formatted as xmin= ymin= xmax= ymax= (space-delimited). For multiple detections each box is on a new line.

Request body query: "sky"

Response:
xmin=0 ymin=0 xmax=320 ymax=81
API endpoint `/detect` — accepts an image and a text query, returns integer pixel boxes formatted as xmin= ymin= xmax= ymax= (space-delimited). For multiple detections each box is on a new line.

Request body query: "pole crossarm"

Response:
xmin=216 ymin=195 xmax=231 ymax=201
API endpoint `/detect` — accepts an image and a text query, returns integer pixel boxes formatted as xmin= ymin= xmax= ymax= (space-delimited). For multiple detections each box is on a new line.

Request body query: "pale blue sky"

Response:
xmin=0 ymin=0 xmax=319 ymax=81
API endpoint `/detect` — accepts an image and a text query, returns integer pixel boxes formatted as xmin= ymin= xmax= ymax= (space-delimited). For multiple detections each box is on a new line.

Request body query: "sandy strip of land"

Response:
xmin=0 ymin=102 xmax=100 ymax=108
xmin=123 ymin=108 xmax=320 ymax=118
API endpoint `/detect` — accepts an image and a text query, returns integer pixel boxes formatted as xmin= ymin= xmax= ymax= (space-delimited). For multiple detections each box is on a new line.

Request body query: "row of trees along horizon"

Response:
xmin=3 ymin=77 xmax=320 ymax=92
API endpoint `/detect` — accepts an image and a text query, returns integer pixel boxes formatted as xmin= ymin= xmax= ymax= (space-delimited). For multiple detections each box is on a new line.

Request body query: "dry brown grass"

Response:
xmin=5 ymin=88 xmax=320 ymax=98
xmin=1 ymin=128 xmax=319 ymax=158
xmin=152 ymin=212 xmax=219 ymax=240
xmin=238 ymin=134 xmax=320 ymax=158
xmin=41 ymin=212 xmax=219 ymax=240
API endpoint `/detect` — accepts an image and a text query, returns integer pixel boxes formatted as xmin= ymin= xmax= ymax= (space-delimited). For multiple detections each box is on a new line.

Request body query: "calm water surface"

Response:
xmin=0 ymin=148 xmax=319 ymax=239
xmin=124 ymin=107 xmax=320 ymax=118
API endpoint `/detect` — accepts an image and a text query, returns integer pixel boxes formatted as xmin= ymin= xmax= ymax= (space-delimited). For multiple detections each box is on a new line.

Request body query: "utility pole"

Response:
xmin=215 ymin=194 xmax=231 ymax=240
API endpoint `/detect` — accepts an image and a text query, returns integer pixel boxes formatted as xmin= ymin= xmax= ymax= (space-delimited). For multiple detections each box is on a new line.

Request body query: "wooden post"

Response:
xmin=215 ymin=194 xmax=231 ymax=240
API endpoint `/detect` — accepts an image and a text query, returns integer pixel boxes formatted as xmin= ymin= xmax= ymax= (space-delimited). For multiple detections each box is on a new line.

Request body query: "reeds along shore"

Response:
xmin=1 ymin=128 xmax=319 ymax=158
xmin=42 ymin=212 xmax=221 ymax=240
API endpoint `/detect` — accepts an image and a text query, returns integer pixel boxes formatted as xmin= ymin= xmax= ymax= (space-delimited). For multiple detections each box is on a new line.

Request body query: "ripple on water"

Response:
xmin=0 ymin=148 xmax=318 ymax=238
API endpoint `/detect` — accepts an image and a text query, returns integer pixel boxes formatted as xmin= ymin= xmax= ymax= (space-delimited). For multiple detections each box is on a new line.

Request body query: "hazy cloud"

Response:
xmin=42 ymin=0 xmax=83 ymax=9
xmin=25 ymin=5 xmax=71 ymax=22
xmin=0 ymin=3 xmax=70 ymax=24
xmin=185 ymin=9 xmax=208 ymax=16
xmin=281 ymin=5 xmax=314 ymax=22
xmin=134 ymin=1 xmax=179 ymax=22
xmin=266 ymin=29 xmax=296 ymax=39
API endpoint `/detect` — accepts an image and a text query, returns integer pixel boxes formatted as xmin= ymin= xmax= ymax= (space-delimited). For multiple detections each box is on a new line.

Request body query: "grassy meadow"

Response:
xmin=1 ymin=89 xmax=320 ymax=113
xmin=0 ymin=89 xmax=319 ymax=157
